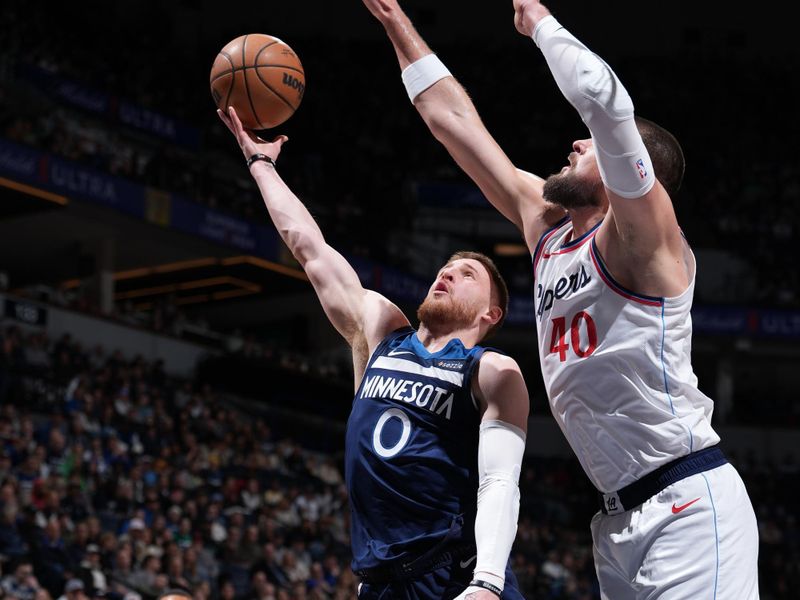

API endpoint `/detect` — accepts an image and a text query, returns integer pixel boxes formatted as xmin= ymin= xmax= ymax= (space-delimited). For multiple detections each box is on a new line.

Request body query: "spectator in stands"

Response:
xmin=33 ymin=518 xmax=71 ymax=596
xmin=76 ymin=544 xmax=106 ymax=596
xmin=0 ymin=496 xmax=28 ymax=559
xmin=109 ymin=546 xmax=136 ymax=597
xmin=163 ymin=553 xmax=190 ymax=594
xmin=305 ymin=563 xmax=333 ymax=597
xmin=55 ymin=580 xmax=86 ymax=600
xmin=250 ymin=544 xmax=290 ymax=591
xmin=249 ymin=571 xmax=277 ymax=600
xmin=1 ymin=561 xmax=40 ymax=600
xmin=127 ymin=551 xmax=160 ymax=597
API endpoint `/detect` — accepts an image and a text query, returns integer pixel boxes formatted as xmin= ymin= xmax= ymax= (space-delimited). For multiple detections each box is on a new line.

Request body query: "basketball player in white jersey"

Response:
xmin=362 ymin=0 xmax=759 ymax=597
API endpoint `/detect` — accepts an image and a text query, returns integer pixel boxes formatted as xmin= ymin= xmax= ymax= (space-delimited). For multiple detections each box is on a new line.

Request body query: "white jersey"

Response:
xmin=533 ymin=218 xmax=719 ymax=493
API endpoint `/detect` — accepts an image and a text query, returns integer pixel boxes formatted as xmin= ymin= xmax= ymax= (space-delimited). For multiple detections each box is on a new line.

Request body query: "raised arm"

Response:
xmin=456 ymin=352 xmax=529 ymax=600
xmin=362 ymin=0 xmax=564 ymax=250
xmin=514 ymin=0 xmax=691 ymax=296
xmin=218 ymin=108 xmax=409 ymax=383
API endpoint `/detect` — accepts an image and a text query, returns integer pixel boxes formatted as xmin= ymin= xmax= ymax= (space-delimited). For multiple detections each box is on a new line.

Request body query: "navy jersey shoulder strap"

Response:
xmin=365 ymin=325 xmax=415 ymax=370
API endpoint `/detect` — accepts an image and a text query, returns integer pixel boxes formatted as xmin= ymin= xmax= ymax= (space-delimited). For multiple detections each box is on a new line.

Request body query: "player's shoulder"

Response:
xmin=472 ymin=350 xmax=529 ymax=415
xmin=476 ymin=350 xmax=523 ymax=378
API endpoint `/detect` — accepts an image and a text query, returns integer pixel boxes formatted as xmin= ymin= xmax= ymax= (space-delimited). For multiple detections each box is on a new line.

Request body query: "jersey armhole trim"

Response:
xmin=557 ymin=219 xmax=602 ymax=250
xmin=589 ymin=238 xmax=664 ymax=306
xmin=466 ymin=347 xmax=492 ymax=415
xmin=532 ymin=216 xmax=570 ymax=277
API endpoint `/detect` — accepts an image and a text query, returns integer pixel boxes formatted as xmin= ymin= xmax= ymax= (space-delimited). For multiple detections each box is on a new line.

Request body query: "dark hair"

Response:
xmin=446 ymin=251 xmax=509 ymax=340
xmin=156 ymin=590 xmax=193 ymax=600
xmin=635 ymin=116 xmax=685 ymax=197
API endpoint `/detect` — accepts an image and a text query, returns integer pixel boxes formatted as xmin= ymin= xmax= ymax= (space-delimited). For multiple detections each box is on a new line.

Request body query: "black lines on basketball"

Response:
xmin=241 ymin=35 xmax=264 ymax=129
xmin=253 ymin=68 xmax=297 ymax=112
xmin=254 ymin=40 xmax=280 ymax=65
xmin=210 ymin=64 xmax=304 ymax=84
xmin=217 ymin=50 xmax=235 ymax=77
xmin=219 ymin=51 xmax=235 ymax=109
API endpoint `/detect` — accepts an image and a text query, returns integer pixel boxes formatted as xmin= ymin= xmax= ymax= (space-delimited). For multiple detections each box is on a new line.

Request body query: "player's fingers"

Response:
xmin=272 ymin=135 xmax=289 ymax=146
xmin=228 ymin=106 xmax=245 ymax=135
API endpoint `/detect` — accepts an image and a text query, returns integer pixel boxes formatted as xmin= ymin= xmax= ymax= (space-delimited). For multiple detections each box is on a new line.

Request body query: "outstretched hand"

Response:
xmin=513 ymin=0 xmax=552 ymax=37
xmin=217 ymin=106 xmax=288 ymax=163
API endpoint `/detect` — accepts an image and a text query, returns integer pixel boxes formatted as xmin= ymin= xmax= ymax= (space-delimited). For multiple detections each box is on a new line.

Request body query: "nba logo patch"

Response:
xmin=635 ymin=158 xmax=648 ymax=179
xmin=602 ymin=492 xmax=624 ymax=515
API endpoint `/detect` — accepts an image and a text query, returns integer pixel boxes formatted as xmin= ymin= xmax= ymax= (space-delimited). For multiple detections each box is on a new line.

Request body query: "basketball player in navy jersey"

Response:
xmin=364 ymin=0 xmax=759 ymax=598
xmin=217 ymin=106 xmax=528 ymax=599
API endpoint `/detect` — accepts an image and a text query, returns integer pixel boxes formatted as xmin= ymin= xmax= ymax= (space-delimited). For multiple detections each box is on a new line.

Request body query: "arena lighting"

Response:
xmin=114 ymin=258 xmax=218 ymax=280
xmin=0 ymin=176 xmax=68 ymax=205
xmin=60 ymin=255 xmax=307 ymax=290
xmin=221 ymin=255 xmax=308 ymax=281
xmin=494 ymin=243 xmax=528 ymax=257
xmin=114 ymin=276 xmax=260 ymax=301
xmin=60 ymin=258 xmax=222 ymax=289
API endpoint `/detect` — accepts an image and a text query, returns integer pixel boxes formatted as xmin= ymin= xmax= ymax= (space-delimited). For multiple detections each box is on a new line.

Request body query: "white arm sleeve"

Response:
xmin=472 ymin=419 xmax=526 ymax=591
xmin=533 ymin=16 xmax=655 ymax=198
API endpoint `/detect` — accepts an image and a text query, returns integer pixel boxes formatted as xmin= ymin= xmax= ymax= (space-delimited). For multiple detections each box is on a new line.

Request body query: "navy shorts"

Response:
xmin=358 ymin=561 xmax=525 ymax=599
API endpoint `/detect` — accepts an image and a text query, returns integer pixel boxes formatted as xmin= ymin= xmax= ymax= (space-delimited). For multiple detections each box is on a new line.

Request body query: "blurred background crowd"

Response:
xmin=1 ymin=327 xmax=797 ymax=600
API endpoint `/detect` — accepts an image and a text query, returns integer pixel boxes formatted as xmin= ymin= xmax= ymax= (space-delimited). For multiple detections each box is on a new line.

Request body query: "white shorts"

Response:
xmin=590 ymin=463 xmax=759 ymax=599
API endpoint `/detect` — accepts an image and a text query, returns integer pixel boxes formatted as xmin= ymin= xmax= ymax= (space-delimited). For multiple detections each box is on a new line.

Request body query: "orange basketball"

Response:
xmin=210 ymin=34 xmax=305 ymax=130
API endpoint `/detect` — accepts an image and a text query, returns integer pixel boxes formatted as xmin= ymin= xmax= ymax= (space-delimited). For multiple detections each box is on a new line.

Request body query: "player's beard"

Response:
xmin=417 ymin=294 xmax=478 ymax=333
xmin=542 ymin=169 xmax=603 ymax=209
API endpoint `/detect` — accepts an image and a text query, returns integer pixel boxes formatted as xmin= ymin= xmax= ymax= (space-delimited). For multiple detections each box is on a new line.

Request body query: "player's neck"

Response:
xmin=567 ymin=206 xmax=605 ymax=238
xmin=417 ymin=323 xmax=481 ymax=352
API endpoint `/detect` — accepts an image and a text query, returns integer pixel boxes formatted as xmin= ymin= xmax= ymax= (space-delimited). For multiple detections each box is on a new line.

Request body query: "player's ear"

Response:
xmin=484 ymin=305 xmax=503 ymax=326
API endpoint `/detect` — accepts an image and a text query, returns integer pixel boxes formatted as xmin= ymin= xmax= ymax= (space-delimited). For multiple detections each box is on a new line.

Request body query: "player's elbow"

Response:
xmin=419 ymin=103 xmax=450 ymax=137
xmin=478 ymin=473 xmax=519 ymax=496
xmin=423 ymin=105 xmax=476 ymax=146
xmin=417 ymin=87 xmax=474 ymax=134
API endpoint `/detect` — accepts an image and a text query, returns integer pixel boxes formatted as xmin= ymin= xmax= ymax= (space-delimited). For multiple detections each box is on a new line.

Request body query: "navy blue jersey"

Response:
xmin=346 ymin=326 xmax=492 ymax=572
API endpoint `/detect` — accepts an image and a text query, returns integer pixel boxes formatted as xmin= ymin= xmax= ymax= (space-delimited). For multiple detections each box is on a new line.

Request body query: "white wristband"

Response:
xmin=401 ymin=54 xmax=452 ymax=103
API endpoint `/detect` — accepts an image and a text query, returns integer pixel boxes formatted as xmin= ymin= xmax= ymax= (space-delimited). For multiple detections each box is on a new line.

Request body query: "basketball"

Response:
xmin=210 ymin=34 xmax=305 ymax=130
